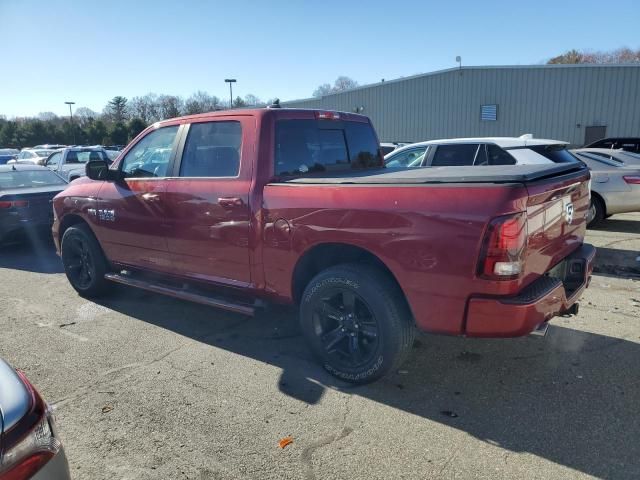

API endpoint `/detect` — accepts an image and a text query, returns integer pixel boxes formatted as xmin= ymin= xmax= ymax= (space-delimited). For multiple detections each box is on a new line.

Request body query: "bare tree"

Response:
xmin=38 ymin=112 xmax=58 ymax=121
xmin=129 ymin=94 xmax=161 ymax=124
xmin=184 ymin=91 xmax=221 ymax=114
xmin=243 ymin=94 xmax=263 ymax=106
xmin=333 ymin=76 xmax=358 ymax=91
xmin=74 ymin=107 xmax=98 ymax=127
xmin=157 ymin=95 xmax=183 ymax=119
xmin=313 ymin=83 xmax=332 ymax=97
xmin=313 ymin=76 xmax=359 ymax=97
xmin=548 ymin=47 xmax=640 ymax=64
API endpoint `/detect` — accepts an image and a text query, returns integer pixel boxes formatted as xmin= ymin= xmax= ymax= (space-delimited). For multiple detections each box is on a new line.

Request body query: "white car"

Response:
xmin=380 ymin=142 xmax=408 ymax=156
xmin=384 ymin=134 xmax=577 ymax=168
xmin=15 ymin=148 xmax=60 ymax=166
xmin=571 ymin=148 xmax=640 ymax=225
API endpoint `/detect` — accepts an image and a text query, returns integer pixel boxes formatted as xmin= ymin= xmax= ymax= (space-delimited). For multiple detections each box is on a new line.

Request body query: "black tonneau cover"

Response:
xmin=278 ymin=163 xmax=587 ymax=185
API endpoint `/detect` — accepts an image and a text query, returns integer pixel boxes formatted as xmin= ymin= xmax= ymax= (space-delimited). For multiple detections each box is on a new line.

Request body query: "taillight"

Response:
xmin=0 ymin=200 xmax=29 ymax=208
xmin=478 ymin=212 xmax=527 ymax=280
xmin=0 ymin=371 xmax=61 ymax=479
xmin=623 ymin=175 xmax=640 ymax=185
xmin=315 ymin=110 xmax=341 ymax=120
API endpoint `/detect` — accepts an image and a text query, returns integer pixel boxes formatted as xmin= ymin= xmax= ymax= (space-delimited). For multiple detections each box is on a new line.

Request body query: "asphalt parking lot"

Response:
xmin=1 ymin=214 xmax=639 ymax=480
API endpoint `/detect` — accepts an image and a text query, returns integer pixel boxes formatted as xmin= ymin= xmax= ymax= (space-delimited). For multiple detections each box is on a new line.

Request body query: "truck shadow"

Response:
xmin=0 ymin=235 xmax=63 ymax=274
xmin=593 ymin=246 xmax=640 ymax=279
xmin=592 ymin=218 xmax=640 ymax=235
xmin=97 ymin=286 xmax=640 ymax=480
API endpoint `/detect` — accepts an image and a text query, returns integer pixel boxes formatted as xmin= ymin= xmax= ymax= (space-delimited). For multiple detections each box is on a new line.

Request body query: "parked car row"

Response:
xmin=0 ymin=148 xmax=19 ymax=165
xmin=2 ymin=128 xmax=637 ymax=250
xmin=44 ymin=147 xmax=112 ymax=182
xmin=384 ymin=135 xmax=640 ymax=226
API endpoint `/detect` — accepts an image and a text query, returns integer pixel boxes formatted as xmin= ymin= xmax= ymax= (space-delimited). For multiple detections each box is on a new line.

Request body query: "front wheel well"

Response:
xmin=58 ymin=214 xmax=88 ymax=243
xmin=291 ymin=243 xmax=407 ymax=307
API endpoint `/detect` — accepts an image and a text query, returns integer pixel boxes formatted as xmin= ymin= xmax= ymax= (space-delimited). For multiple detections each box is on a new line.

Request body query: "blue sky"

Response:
xmin=1 ymin=0 xmax=638 ymax=118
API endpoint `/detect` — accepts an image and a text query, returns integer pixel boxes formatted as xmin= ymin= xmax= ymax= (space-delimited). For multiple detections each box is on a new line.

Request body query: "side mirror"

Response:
xmin=86 ymin=160 xmax=118 ymax=181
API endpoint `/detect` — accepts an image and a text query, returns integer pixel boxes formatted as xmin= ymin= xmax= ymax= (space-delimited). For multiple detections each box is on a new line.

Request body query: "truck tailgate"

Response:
xmin=522 ymin=166 xmax=591 ymax=285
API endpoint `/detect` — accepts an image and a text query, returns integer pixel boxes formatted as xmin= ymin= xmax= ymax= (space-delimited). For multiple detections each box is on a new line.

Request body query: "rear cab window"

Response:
xmin=274 ymin=118 xmax=382 ymax=177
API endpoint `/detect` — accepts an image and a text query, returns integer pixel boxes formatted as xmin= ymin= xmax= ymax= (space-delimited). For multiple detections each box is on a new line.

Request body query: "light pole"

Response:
xmin=225 ymin=79 xmax=236 ymax=108
xmin=64 ymin=101 xmax=76 ymax=144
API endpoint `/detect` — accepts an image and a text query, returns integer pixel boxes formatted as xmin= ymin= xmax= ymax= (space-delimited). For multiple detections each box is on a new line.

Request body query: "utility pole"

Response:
xmin=65 ymin=101 xmax=76 ymax=144
xmin=225 ymin=79 xmax=236 ymax=108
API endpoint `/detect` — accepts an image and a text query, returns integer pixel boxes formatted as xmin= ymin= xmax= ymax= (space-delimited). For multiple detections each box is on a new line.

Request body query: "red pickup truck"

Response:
xmin=52 ymin=108 xmax=595 ymax=383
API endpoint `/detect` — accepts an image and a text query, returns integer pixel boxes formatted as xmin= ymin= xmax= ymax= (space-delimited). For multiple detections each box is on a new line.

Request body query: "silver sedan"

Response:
xmin=571 ymin=148 xmax=640 ymax=226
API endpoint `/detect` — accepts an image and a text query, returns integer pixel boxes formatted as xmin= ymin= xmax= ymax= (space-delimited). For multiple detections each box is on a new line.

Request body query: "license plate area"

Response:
xmin=547 ymin=256 xmax=586 ymax=298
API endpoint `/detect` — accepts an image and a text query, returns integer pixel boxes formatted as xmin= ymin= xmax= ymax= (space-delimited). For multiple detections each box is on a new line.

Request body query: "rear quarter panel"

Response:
xmin=262 ymin=182 xmax=529 ymax=334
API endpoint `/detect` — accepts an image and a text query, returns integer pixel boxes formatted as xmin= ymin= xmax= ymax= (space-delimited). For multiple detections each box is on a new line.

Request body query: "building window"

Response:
xmin=481 ymin=104 xmax=498 ymax=121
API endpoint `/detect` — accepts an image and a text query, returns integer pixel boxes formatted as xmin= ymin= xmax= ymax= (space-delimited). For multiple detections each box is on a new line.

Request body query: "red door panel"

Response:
xmin=162 ymin=116 xmax=256 ymax=287
xmin=95 ymin=179 xmax=173 ymax=272
xmin=163 ymin=178 xmax=252 ymax=286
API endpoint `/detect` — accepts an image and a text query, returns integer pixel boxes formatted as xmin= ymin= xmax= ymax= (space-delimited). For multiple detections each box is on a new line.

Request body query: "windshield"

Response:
xmin=0 ymin=169 xmax=66 ymax=189
xmin=35 ymin=149 xmax=56 ymax=157
xmin=66 ymin=150 xmax=109 ymax=164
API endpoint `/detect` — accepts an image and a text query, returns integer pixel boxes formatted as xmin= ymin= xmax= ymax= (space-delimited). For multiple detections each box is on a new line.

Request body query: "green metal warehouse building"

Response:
xmin=282 ymin=64 xmax=640 ymax=146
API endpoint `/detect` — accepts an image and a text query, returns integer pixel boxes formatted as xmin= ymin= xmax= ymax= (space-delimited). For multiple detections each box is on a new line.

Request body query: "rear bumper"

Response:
xmin=465 ymin=243 xmax=596 ymax=337
xmin=32 ymin=446 xmax=71 ymax=480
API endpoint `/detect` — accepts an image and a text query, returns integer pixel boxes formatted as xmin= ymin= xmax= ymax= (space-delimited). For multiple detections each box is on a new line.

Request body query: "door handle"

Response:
xmin=218 ymin=197 xmax=244 ymax=208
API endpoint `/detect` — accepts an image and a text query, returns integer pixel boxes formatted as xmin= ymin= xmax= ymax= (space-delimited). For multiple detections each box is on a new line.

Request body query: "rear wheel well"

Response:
xmin=591 ymin=191 xmax=606 ymax=215
xmin=291 ymin=243 xmax=407 ymax=308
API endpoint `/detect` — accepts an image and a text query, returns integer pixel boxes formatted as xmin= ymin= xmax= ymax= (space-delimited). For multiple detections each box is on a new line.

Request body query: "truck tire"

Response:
xmin=61 ymin=223 xmax=112 ymax=297
xmin=587 ymin=196 xmax=605 ymax=227
xmin=300 ymin=264 xmax=415 ymax=384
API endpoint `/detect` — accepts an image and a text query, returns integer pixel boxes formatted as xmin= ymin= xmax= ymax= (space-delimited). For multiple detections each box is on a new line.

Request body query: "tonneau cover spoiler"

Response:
xmin=277 ymin=163 xmax=588 ymax=185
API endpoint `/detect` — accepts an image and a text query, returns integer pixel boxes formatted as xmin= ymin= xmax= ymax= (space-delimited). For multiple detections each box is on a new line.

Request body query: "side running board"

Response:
xmin=104 ymin=273 xmax=255 ymax=316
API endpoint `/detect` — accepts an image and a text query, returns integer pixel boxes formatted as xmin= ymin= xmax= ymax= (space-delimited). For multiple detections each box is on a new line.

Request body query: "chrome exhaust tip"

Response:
xmin=531 ymin=322 xmax=549 ymax=337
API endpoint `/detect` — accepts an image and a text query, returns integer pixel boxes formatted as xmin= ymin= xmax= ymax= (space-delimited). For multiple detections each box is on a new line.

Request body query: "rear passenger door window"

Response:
xmin=431 ymin=144 xmax=479 ymax=167
xmin=486 ymin=144 xmax=516 ymax=165
xmin=179 ymin=121 xmax=242 ymax=177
